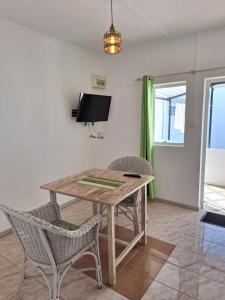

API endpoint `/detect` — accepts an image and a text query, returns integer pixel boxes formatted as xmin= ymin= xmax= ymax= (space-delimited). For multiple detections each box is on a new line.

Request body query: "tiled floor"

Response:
xmin=74 ymin=225 xmax=174 ymax=300
xmin=204 ymin=184 xmax=225 ymax=213
xmin=2 ymin=200 xmax=225 ymax=299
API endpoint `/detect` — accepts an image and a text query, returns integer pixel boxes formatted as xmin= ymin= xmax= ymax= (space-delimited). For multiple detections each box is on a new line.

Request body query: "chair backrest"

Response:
xmin=29 ymin=201 xmax=60 ymax=223
xmin=0 ymin=204 xmax=56 ymax=266
xmin=108 ymin=156 xmax=153 ymax=175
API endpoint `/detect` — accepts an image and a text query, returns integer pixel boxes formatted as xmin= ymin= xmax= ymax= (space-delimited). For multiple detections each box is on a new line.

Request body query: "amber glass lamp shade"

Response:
xmin=104 ymin=24 xmax=122 ymax=54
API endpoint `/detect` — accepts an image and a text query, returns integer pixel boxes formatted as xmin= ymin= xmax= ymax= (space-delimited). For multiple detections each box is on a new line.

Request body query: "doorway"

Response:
xmin=201 ymin=79 xmax=225 ymax=212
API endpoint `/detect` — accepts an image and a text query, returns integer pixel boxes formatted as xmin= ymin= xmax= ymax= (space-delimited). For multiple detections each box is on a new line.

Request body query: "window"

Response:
xmin=207 ymin=82 xmax=225 ymax=150
xmin=153 ymin=82 xmax=186 ymax=144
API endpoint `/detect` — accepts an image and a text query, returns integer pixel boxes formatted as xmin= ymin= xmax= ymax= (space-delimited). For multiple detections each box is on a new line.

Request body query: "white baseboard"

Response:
xmin=154 ymin=197 xmax=199 ymax=211
xmin=59 ymin=197 xmax=80 ymax=209
xmin=0 ymin=228 xmax=12 ymax=238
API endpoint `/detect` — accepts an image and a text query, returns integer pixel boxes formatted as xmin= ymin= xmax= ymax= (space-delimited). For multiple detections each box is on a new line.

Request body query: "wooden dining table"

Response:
xmin=40 ymin=168 xmax=153 ymax=285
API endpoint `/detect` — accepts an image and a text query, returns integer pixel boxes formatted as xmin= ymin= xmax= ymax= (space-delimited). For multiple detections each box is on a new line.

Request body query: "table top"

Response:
xmin=40 ymin=168 xmax=154 ymax=206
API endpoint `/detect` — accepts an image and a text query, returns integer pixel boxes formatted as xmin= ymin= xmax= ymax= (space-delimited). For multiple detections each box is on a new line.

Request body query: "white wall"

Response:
xmin=102 ymin=27 xmax=225 ymax=209
xmin=2 ymin=19 xmax=225 ymax=232
xmin=0 ymin=21 xmax=107 ymax=232
xmin=205 ymin=150 xmax=225 ymax=187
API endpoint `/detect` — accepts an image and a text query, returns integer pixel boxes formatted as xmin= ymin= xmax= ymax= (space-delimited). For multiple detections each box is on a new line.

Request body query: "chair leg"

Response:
xmin=52 ymin=269 xmax=59 ymax=300
xmin=17 ymin=257 xmax=27 ymax=300
xmin=93 ymin=241 xmax=103 ymax=289
xmin=133 ymin=205 xmax=140 ymax=236
xmin=36 ymin=266 xmax=60 ymax=300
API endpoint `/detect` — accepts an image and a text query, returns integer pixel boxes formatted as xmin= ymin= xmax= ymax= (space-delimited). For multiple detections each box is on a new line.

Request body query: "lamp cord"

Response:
xmin=111 ymin=0 xmax=113 ymax=25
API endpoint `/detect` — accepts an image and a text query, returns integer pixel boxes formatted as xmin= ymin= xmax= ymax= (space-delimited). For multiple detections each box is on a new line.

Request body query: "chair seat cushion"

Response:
xmin=52 ymin=220 xmax=79 ymax=231
xmin=120 ymin=196 xmax=135 ymax=206
xmin=124 ymin=196 xmax=134 ymax=202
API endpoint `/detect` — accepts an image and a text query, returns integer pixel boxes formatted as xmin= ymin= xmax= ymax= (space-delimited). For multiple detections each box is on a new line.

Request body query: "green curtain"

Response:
xmin=140 ymin=75 xmax=155 ymax=199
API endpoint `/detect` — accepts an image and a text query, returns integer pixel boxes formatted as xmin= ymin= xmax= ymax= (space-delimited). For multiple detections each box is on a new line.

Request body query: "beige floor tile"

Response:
xmin=142 ymin=281 xmax=194 ymax=300
xmin=96 ymin=288 xmax=129 ymax=300
xmin=27 ymin=267 xmax=103 ymax=300
xmin=155 ymin=263 xmax=196 ymax=298
xmin=0 ymin=234 xmax=23 ymax=266
xmin=176 ymin=236 xmax=210 ymax=255
xmin=199 ymin=256 xmax=225 ymax=284
xmin=25 ymin=262 xmax=55 ymax=278
xmin=193 ymin=274 xmax=225 ymax=300
xmin=4 ymin=278 xmax=56 ymax=300
xmin=188 ymin=227 xmax=215 ymax=242
xmin=206 ymin=243 xmax=225 ymax=261
xmin=0 ymin=255 xmax=21 ymax=298
xmin=167 ymin=247 xmax=204 ymax=273
xmin=153 ymin=232 xmax=182 ymax=246
xmin=211 ymin=231 xmax=225 ymax=247
xmin=0 ymin=255 xmax=65 ymax=300
xmin=60 ymin=269 xmax=103 ymax=300
xmin=200 ymin=222 xmax=219 ymax=231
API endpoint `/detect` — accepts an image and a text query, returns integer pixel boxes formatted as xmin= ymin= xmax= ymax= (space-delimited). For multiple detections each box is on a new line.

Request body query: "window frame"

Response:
xmin=153 ymin=81 xmax=187 ymax=147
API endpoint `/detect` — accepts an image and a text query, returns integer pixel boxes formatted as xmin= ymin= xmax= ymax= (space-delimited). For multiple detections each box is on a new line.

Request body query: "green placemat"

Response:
xmin=52 ymin=220 xmax=79 ymax=231
xmin=78 ymin=176 xmax=125 ymax=190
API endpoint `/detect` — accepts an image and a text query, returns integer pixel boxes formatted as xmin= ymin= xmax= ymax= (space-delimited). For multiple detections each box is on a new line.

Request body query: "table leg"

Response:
xmin=141 ymin=185 xmax=147 ymax=245
xmin=107 ymin=205 xmax=116 ymax=285
xmin=49 ymin=191 xmax=61 ymax=218
xmin=50 ymin=191 xmax=57 ymax=203
xmin=93 ymin=203 xmax=99 ymax=215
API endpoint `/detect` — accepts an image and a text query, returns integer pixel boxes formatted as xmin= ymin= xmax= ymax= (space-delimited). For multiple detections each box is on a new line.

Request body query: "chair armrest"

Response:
xmin=22 ymin=213 xmax=102 ymax=239
xmin=1 ymin=201 xmax=102 ymax=240
xmin=76 ymin=215 xmax=102 ymax=236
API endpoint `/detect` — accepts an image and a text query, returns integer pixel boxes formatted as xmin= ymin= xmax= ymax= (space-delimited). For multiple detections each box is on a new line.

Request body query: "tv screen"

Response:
xmin=76 ymin=93 xmax=111 ymax=122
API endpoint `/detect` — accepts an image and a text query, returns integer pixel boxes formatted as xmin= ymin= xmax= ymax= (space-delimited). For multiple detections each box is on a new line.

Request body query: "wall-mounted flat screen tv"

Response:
xmin=76 ymin=93 xmax=111 ymax=122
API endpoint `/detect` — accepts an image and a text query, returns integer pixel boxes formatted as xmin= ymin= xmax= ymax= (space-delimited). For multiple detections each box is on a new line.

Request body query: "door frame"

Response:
xmin=199 ymin=76 xmax=225 ymax=208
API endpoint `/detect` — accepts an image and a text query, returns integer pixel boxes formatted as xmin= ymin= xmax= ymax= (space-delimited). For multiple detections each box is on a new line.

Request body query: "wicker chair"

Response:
xmin=0 ymin=202 xmax=102 ymax=300
xmin=108 ymin=156 xmax=153 ymax=235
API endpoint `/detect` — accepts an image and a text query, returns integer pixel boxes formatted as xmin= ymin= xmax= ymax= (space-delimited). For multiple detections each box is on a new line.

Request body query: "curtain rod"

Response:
xmin=135 ymin=66 xmax=225 ymax=81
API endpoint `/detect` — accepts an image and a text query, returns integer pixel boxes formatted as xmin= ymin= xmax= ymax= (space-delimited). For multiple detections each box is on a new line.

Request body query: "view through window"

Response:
xmin=154 ymin=83 xmax=186 ymax=144
xmin=207 ymin=82 xmax=225 ymax=149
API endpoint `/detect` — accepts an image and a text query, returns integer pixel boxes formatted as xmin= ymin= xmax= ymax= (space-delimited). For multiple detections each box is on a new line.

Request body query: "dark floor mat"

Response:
xmin=201 ymin=211 xmax=225 ymax=228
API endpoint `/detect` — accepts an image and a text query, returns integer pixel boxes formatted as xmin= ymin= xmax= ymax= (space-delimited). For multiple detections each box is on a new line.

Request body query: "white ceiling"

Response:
xmin=0 ymin=0 xmax=225 ymax=53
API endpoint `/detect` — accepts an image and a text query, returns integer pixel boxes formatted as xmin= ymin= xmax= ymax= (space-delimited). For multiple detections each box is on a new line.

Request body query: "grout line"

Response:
xmin=0 ymin=253 xmax=20 ymax=270
xmin=153 ymin=279 xmax=197 ymax=299
xmin=155 ymin=256 xmax=199 ymax=298
xmin=93 ymin=286 xmax=107 ymax=300
xmin=163 ymin=259 xmax=200 ymax=276
xmin=172 ymin=242 xmax=210 ymax=256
